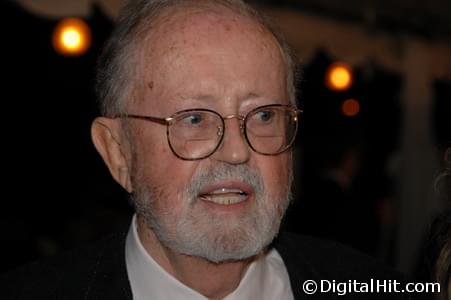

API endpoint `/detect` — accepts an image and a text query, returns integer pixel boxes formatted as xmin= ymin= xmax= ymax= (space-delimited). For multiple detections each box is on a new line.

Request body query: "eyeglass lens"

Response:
xmin=167 ymin=106 xmax=298 ymax=160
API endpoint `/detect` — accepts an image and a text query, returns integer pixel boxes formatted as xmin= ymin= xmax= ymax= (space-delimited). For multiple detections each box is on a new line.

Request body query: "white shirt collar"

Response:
xmin=125 ymin=215 xmax=294 ymax=300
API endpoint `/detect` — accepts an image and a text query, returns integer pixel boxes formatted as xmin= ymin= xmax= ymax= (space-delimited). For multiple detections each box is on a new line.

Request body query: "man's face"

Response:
xmin=128 ymin=10 xmax=292 ymax=262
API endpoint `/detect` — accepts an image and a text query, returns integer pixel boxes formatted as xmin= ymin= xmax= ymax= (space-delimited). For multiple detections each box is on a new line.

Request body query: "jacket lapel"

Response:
xmin=275 ymin=233 xmax=339 ymax=300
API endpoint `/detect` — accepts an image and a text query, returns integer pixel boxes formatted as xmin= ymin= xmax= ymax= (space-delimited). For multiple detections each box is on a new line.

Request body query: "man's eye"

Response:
xmin=255 ymin=110 xmax=274 ymax=122
xmin=182 ymin=113 xmax=203 ymax=125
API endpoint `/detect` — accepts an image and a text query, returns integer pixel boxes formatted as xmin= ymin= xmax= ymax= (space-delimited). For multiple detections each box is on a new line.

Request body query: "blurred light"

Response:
xmin=52 ymin=18 xmax=91 ymax=56
xmin=325 ymin=62 xmax=353 ymax=91
xmin=341 ymin=98 xmax=360 ymax=117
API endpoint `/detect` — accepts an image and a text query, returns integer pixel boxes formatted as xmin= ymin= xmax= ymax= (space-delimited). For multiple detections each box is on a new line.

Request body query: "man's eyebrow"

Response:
xmin=175 ymin=94 xmax=217 ymax=103
xmin=244 ymin=92 xmax=261 ymax=100
xmin=176 ymin=92 xmax=262 ymax=103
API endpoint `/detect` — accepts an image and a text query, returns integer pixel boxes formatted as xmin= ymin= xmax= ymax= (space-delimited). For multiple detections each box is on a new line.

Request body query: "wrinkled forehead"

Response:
xmin=137 ymin=6 xmax=285 ymax=75
xmin=152 ymin=7 xmax=269 ymax=42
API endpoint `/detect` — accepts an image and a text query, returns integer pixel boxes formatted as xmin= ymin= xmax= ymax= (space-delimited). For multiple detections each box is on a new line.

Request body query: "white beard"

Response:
xmin=132 ymin=163 xmax=292 ymax=263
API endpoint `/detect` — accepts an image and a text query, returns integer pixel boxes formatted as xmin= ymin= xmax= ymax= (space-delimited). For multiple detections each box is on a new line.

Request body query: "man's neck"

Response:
xmin=136 ymin=217 xmax=253 ymax=299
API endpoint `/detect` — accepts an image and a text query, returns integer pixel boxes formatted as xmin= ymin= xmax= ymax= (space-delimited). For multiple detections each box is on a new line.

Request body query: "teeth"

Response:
xmin=210 ymin=188 xmax=245 ymax=195
xmin=200 ymin=188 xmax=248 ymax=205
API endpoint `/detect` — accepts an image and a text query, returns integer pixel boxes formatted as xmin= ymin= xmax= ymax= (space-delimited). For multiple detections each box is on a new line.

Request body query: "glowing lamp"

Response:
xmin=341 ymin=98 xmax=360 ymax=117
xmin=52 ymin=18 xmax=91 ymax=56
xmin=325 ymin=62 xmax=353 ymax=91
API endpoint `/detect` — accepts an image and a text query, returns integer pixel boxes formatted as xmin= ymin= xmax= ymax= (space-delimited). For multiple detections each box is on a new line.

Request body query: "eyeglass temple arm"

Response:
xmin=123 ymin=114 xmax=170 ymax=125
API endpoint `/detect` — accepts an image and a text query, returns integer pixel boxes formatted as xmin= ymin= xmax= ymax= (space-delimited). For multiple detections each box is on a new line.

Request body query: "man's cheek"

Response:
xmin=261 ymin=162 xmax=289 ymax=186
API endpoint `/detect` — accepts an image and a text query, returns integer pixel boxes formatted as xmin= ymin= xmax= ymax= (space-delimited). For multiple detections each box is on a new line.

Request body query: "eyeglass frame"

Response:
xmin=115 ymin=104 xmax=303 ymax=161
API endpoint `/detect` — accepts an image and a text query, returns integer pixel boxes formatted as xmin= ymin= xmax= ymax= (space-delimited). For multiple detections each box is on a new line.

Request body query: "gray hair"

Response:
xmin=95 ymin=0 xmax=298 ymax=117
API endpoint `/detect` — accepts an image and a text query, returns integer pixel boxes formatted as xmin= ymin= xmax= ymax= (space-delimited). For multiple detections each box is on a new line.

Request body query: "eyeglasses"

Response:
xmin=118 ymin=104 xmax=302 ymax=161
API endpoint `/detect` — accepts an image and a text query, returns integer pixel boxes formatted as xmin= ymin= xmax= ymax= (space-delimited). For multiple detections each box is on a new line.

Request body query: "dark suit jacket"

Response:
xmin=2 ymin=230 xmax=426 ymax=299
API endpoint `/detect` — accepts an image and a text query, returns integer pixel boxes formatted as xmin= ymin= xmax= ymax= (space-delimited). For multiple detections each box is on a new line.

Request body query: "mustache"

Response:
xmin=186 ymin=164 xmax=264 ymax=204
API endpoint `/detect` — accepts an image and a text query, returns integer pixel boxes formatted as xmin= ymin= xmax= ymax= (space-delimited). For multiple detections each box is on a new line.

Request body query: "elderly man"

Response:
xmin=3 ymin=0 xmax=414 ymax=299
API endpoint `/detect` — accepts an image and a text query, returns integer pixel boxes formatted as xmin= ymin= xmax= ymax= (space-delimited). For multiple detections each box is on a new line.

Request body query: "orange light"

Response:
xmin=341 ymin=98 xmax=360 ymax=117
xmin=325 ymin=62 xmax=353 ymax=91
xmin=52 ymin=18 xmax=91 ymax=56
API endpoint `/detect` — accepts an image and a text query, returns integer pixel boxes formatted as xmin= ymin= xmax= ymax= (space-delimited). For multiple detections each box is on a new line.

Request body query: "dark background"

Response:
xmin=1 ymin=0 xmax=450 ymax=279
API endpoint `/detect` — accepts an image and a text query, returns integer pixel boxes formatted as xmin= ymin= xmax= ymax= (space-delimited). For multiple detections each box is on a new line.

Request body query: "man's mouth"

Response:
xmin=197 ymin=181 xmax=254 ymax=206
xmin=199 ymin=188 xmax=249 ymax=205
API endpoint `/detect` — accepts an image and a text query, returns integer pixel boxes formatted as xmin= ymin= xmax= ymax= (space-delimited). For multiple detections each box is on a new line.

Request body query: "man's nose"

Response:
xmin=212 ymin=117 xmax=250 ymax=164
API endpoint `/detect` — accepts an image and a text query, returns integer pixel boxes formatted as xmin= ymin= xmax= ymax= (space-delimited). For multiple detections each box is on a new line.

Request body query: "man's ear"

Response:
xmin=91 ymin=117 xmax=133 ymax=193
